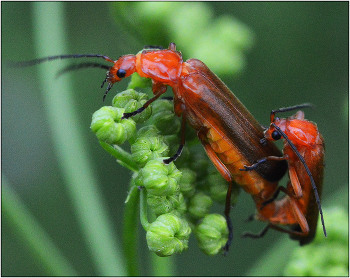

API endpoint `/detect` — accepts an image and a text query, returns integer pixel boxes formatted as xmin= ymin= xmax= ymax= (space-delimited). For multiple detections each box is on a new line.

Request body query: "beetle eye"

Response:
xmin=271 ymin=130 xmax=281 ymax=140
xmin=117 ymin=69 xmax=126 ymax=78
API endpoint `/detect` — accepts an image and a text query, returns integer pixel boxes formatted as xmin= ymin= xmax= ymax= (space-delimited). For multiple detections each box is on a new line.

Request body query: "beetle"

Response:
xmin=14 ymin=43 xmax=288 ymax=252
xmin=241 ymin=104 xmax=326 ymax=245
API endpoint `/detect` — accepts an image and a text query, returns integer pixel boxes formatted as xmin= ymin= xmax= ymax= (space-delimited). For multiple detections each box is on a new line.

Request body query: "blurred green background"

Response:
xmin=2 ymin=2 xmax=348 ymax=276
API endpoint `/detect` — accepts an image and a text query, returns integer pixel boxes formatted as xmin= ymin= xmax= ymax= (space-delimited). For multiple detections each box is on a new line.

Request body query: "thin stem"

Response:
xmin=2 ymin=176 xmax=78 ymax=276
xmin=31 ymin=2 xmax=126 ymax=275
xmin=151 ymin=254 xmax=176 ymax=276
xmin=139 ymin=187 xmax=150 ymax=230
xmin=122 ymin=183 xmax=141 ymax=276
xmin=99 ymin=141 xmax=139 ymax=172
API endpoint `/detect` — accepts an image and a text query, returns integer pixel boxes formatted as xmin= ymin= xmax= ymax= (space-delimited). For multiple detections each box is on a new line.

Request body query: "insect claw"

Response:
xmin=260 ymin=138 xmax=267 ymax=145
xmin=121 ymin=107 xmax=145 ymax=119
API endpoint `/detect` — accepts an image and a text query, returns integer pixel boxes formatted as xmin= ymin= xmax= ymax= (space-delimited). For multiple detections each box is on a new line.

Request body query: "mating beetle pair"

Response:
xmin=16 ymin=42 xmax=326 ymax=254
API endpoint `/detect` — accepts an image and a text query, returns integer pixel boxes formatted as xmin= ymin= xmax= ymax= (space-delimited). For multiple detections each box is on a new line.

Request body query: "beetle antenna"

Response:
xmin=271 ymin=123 xmax=327 ymax=237
xmin=8 ymin=54 xmax=115 ymax=68
xmin=272 ymin=103 xmax=314 ymax=115
xmin=56 ymin=62 xmax=111 ymax=78
xmin=143 ymin=45 xmax=165 ymax=50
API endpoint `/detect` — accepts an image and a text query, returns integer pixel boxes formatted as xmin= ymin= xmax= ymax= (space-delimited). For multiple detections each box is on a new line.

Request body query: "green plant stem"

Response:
xmin=122 ymin=183 xmax=141 ymax=276
xmin=99 ymin=141 xmax=139 ymax=172
xmin=31 ymin=2 xmax=126 ymax=275
xmin=139 ymin=187 xmax=175 ymax=276
xmin=151 ymin=253 xmax=176 ymax=276
xmin=139 ymin=187 xmax=150 ymax=230
xmin=2 ymin=176 xmax=78 ymax=276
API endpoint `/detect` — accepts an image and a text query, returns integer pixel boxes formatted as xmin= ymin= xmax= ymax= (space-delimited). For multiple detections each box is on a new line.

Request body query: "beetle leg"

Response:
xmin=261 ymin=178 xmax=307 ymax=233
xmin=242 ymin=155 xmax=303 ymax=198
xmin=288 ymin=165 xmax=303 ymax=198
xmin=122 ymin=81 xmax=167 ymax=119
xmin=163 ymin=112 xmax=186 ymax=164
xmin=242 ymin=217 xmax=309 ymax=240
xmin=161 ymin=96 xmax=174 ymax=101
xmin=268 ymin=193 xmax=309 ymax=236
xmin=241 ymin=224 xmax=270 ymax=239
xmin=268 ymin=223 xmax=306 ymax=237
xmin=197 ymin=129 xmax=235 ymax=253
xmin=269 ymin=201 xmax=309 ymax=237
xmin=289 ymin=197 xmax=309 ymax=234
xmin=260 ymin=186 xmax=285 ymax=208
xmin=240 ymin=155 xmax=287 ymax=171
xmin=243 ymin=184 xmax=309 ymax=239
xmin=223 ymin=181 xmax=234 ymax=254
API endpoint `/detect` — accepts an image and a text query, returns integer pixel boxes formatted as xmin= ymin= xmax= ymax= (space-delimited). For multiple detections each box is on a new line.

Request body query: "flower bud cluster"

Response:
xmin=90 ymin=74 xmax=240 ymax=256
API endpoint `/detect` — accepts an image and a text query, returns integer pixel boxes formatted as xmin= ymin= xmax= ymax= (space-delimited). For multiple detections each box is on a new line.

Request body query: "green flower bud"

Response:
xmin=147 ymin=192 xmax=186 ymax=216
xmin=188 ymin=192 xmax=213 ymax=220
xmin=208 ymin=172 xmax=240 ymax=204
xmin=131 ymin=137 xmax=169 ymax=167
xmin=146 ymin=213 xmax=191 ymax=257
xmin=195 ymin=214 xmax=229 ymax=256
xmin=135 ymin=159 xmax=182 ymax=196
xmin=128 ymin=72 xmax=152 ymax=89
xmin=163 ymin=135 xmax=191 ymax=167
xmin=91 ymin=106 xmax=136 ymax=145
xmin=284 ymin=206 xmax=349 ymax=276
xmin=163 ymin=134 xmax=179 ymax=147
xmin=137 ymin=126 xmax=161 ymax=138
xmin=112 ymin=89 xmax=152 ymax=123
xmin=176 ymin=192 xmax=187 ymax=215
xmin=148 ymin=99 xmax=181 ymax=136
xmin=178 ymin=168 xmax=196 ymax=198
xmin=187 ymin=150 xmax=211 ymax=182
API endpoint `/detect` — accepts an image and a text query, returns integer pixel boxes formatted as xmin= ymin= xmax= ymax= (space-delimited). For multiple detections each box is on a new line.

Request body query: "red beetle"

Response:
xmin=14 ymin=43 xmax=288 ymax=252
xmin=241 ymin=104 xmax=326 ymax=245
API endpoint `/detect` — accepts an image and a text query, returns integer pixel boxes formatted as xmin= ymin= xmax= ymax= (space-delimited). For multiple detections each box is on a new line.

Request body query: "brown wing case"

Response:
xmin=179 ymin=59 xmax=288 ymax=182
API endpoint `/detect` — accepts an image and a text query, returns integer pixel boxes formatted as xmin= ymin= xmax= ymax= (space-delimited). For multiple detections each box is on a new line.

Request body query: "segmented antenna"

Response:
xmin=143 ymin=45 xmax=165 ymax=50
xmin=9 ymin=54 xmax=115 ymax=68
xmin=56 ymin=63 xmax=111 ymax=77
xmin=271 ymin=103 xmax=314 ymax=117
xmin=9 ymin=54 xmax=116 ymax=101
